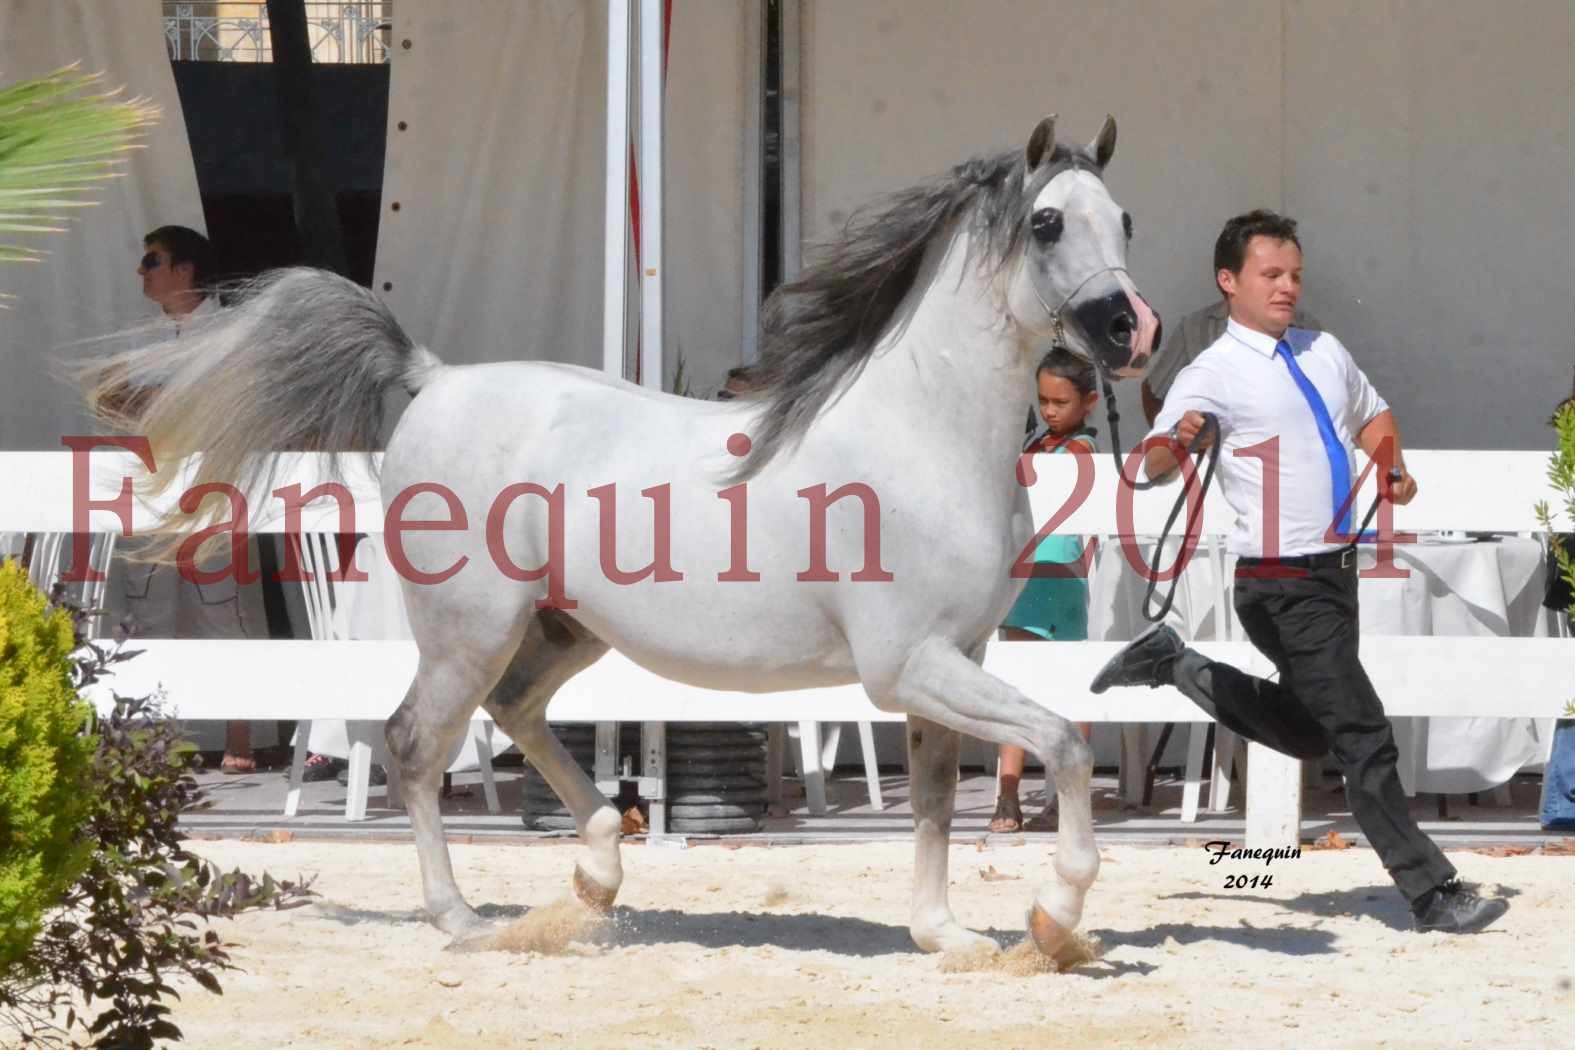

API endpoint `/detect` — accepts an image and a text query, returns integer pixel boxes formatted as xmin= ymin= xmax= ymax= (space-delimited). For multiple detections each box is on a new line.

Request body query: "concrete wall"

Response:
xmin=803 ymin=0 xmax=1574 ymax=450
xmin=1283 ymin=0 xmax=1575 ymax=449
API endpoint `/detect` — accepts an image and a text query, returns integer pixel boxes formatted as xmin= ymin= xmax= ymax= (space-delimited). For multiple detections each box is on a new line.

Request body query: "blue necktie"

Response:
xmin=1274 ymin=339 xmax=1353 ymax=538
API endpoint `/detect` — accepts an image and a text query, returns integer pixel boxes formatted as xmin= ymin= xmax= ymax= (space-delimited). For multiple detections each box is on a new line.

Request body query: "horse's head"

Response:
xmin=1006 ymin=115 xmax=1160 ymax=379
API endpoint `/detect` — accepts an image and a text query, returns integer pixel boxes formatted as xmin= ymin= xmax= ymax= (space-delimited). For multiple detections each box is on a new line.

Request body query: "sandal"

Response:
xmin=988 ymin=795 xmax=1024 ymax=833
xmin=299 ymin=753 xmax=345 ymax=783
xmin=1023 ymin=805 xmax=1058 ymax=832
xmin=220 ymin=753 xmax=257 ymax=775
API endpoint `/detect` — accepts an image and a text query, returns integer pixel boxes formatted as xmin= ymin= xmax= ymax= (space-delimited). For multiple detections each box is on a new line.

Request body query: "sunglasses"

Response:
xmin=140 ymin=251 xmax=165 ymax=271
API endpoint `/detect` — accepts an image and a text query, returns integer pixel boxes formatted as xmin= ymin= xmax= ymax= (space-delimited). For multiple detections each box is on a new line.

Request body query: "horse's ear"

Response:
xmin=1085 ymin=115 xmax=1117 ymax=169
xmin=1025 ymin=115 xmax=1057 ymax=172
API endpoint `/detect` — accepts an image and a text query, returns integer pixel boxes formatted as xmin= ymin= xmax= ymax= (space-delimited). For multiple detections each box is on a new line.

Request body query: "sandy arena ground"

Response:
xmin=166 ymin=838 xmax=1571 ymax=1049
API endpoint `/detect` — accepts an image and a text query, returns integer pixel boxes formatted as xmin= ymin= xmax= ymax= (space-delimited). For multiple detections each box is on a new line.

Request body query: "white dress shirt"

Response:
xmin=1148 ymin=318 xmax=1390 ymax=559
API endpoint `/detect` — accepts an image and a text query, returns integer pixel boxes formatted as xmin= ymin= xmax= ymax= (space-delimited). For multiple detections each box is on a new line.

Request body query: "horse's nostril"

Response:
xmin=1109 ymin=314 xmax=1135 ymax=341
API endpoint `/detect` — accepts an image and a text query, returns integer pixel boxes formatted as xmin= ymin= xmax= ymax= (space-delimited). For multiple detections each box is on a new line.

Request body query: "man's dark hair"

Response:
xmin=1213 ymin=209 xmax=1301 ymax=280
xmin=143 ymin=224 xmax=214 ymax=286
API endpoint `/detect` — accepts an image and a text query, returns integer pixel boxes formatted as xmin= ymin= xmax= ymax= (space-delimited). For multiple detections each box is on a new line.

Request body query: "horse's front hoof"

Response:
xmin=1027 ymin=904 xmax=1098 ymax=970
xmin=1027 ymin=903 xmax=1069 ymax=957
xmin=573 ymin=863 xmax=619 ymax=915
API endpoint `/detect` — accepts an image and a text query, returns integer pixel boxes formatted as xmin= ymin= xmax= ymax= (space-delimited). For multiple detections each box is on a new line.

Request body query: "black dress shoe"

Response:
xmin=1411 ymin=880 xmax=1508 ymax=933
xmin=1090 ymin=623 xmax=1185 ymax=693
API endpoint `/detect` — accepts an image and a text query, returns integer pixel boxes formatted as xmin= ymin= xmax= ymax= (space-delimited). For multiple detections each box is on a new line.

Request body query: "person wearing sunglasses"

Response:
xmin=125 ymin=226 xmax=268 ymax=774
xmin=137 ymin=224 xmax=214 ymax=325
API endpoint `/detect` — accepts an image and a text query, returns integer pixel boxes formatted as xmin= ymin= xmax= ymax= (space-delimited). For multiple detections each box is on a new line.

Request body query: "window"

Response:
xmin=163 ymin=2 xmax=393 ymax=64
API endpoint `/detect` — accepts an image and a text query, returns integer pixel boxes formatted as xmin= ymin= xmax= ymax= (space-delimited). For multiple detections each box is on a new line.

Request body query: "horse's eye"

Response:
xmin=1122 ymin=212 xmax=1134 ymax=240
xmin=1030 ymin=207 xmax=1063 ymax=245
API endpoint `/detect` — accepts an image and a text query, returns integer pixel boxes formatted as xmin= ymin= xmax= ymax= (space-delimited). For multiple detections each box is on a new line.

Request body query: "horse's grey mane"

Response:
xmin=733 ymin=143 xmax=1100 ymax=481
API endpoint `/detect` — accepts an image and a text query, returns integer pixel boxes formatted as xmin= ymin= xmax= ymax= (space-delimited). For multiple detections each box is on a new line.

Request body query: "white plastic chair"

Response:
xmin=782 ymin=720 xmax=884 ymax=814
xmin=283 ymin=533 xmax=501 ymax=821
xmin=20 ymin=532 xmax=117 ymax=639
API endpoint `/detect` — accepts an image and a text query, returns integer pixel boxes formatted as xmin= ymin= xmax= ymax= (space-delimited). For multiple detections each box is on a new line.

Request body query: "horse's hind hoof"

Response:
xmin=912 ymin=920 xmax=1000 ymax=956
xmin=573 ymin=864 xmax=618 ymax=915
xmin=444 ymin=921 xmax=500 ymax=954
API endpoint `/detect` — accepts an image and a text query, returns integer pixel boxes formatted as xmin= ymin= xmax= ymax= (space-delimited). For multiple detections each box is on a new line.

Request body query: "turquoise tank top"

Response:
xmin=1001 ymin=427 xmax=1094 ymax=640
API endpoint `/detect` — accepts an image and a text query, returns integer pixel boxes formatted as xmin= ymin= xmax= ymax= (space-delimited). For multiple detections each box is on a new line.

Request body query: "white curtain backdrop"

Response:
xmin=373 ymin=0 xmax=745 ymax=399
xmin=0 ymin=0 xmax=204 ymax=450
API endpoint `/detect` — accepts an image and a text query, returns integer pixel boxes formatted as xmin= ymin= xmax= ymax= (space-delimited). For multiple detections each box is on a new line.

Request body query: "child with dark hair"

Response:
xmin=990 ymin=348 xmax=1097 ymax=832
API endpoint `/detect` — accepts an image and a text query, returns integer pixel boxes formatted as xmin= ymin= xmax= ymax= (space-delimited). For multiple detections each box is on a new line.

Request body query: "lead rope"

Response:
xmin=1096 ymin=372 xmax=1221 ymax=623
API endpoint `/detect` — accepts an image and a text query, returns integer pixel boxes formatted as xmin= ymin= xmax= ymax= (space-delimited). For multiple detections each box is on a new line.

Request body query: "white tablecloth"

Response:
xmin=1363 ymin=539 xmax=1552 ymax=794
xmin=1089 ymin=535 xmax=1555 ymax=793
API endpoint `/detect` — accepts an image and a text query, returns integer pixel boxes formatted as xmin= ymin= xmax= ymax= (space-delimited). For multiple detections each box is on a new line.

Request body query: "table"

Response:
xmin=1365 ymin=538 xmax=1553 ymax=794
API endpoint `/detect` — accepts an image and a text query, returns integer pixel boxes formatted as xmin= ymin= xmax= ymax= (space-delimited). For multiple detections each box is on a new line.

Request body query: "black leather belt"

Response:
xmin=1236 ymin=546 xmax=1357 ymax=576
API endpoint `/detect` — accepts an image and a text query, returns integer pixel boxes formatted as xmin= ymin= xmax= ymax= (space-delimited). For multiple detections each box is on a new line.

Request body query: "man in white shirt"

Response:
xmin=1090 ymin=210 xmax=1507 ymax=934
xmin=122 ymin=226 xmax=273 ymax=776
xmin=138 ymin=224 xmax=214 ymax=329
xmin=1140 ymin=297 xmax=1322 ymax=426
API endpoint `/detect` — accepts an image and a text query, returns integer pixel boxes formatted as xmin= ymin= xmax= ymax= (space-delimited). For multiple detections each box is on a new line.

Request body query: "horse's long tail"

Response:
xmin=79 ymin=267 xmax=442 ymax=557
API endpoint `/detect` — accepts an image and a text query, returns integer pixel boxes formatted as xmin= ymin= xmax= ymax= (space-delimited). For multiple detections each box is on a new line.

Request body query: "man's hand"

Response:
xmin=1173 ymin=410 xmax=1216 ymax=452
xmin=1383 ymin=465 xmax=1418 ymax=505
xmin=1144 ymin=409 xmax=1216 ymax=483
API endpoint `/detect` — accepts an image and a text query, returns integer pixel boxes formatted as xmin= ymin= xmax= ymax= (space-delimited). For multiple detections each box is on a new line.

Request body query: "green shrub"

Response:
xmin=1 ymin=575 xmax=313 ymax=1047
xmin=0 ymin=559 xmax=96 ymax=974
xmin=1535 ymin=401 xmax=1575 ymax=715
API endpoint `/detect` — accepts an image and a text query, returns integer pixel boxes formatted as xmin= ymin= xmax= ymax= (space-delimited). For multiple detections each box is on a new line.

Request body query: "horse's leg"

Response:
xmin=385 ymin=628 xmax=525 ymax=942
xmin=876 ymin=637 xmax=1099 ymax=961
xmin=905 ymin=714 xmax=988 ymax=953
xmin=480 ymin=611 xmax=620 ymax=911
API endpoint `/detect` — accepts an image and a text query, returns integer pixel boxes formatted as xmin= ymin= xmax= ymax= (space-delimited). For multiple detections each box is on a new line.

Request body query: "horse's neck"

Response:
xmin=853 ymin=227 xmax=1034 ymax=474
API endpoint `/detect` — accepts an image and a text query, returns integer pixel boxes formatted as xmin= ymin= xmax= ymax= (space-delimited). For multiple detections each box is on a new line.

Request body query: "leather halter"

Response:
xmin=1018 ymin=153 xmax=1132 ymax=355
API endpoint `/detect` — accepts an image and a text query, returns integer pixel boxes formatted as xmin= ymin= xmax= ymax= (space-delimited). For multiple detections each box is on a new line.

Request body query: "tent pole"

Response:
xmin=740 ymin=0 xmax=765 ymax=365
xmin=779 ymin=0 xmax=801 ymax=282
xmin=603 ymin=0 xmax=632 ymax=379
xmin=638 ymin=0 xmax=664 ymax=392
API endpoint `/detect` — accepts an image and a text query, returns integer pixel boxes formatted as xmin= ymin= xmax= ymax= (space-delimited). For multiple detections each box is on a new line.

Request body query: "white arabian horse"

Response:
xmin=87 ymin=116 xmax=1160 ymax=963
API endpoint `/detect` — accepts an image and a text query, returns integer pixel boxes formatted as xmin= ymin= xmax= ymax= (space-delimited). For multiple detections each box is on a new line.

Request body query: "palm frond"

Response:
xmin=0 ymin=64 xmax=159 ymax=267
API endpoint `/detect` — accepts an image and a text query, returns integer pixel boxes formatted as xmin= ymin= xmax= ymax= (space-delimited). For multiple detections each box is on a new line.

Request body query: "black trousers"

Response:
xmin=1202 ymin=555 xmax=1456 ymax=904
